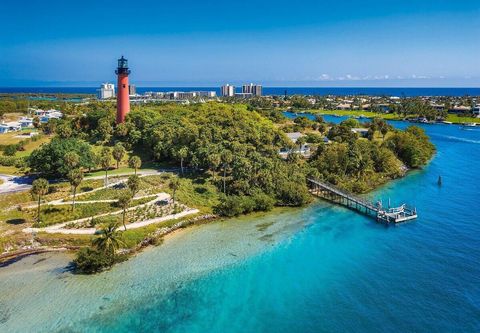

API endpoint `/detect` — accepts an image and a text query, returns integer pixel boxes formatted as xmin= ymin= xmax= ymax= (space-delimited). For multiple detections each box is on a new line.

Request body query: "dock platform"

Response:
xmin=307 ymin=178 xmax=418 ymax=223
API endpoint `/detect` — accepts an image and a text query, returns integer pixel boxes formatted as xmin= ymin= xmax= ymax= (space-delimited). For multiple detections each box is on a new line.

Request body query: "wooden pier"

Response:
xmin=307 ymin=178 xmax=418 ymax=223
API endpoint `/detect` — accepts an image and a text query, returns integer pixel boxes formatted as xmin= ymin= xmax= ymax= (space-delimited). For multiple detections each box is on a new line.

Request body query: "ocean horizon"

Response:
xmin=1 ymin=86 xmax=479 ymax=97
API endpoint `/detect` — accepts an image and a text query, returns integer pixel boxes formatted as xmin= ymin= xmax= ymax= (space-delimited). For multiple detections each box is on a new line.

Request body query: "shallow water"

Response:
xmin=1 ymin=121 xmax=480 ymax=332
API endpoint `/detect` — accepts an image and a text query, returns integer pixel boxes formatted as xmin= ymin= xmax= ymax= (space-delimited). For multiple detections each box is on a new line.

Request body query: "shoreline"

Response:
xmin=291 ymin=109 xmax=480 ymax=125
xmin=0 ymin=153 xmax=427 ymax=269
xmin=0 ymin=207 xmax=302 ymax=269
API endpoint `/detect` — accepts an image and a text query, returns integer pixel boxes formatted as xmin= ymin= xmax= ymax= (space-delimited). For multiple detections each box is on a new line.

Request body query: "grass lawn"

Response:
xmin=31 ymin=196 xmax=156 ymax=227
xmin=302 ymin=109 xmax=480 ymax=124
xmin=446 ymin=114 xmax=480 ymax=124
xmin=170 ymin=174 xmax=221 ymax=213
xmin=305 ymin=109 xmax=401 ymax=120
xmin=85 ymin=166 xmax=144 ymax=177
xmin=0 ymin=130 xmax=33 ymax=145
xmin=0 ymin=165 xmax=23 ymax=175
xmin=15 ymin=135 xmax=51 ymax=157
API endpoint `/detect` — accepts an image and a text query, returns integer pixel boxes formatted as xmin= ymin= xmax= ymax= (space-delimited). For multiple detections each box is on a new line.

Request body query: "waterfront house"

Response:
xmin=18 ymin=117 xmax=34 ymax=128
xmin=351 ymin=128 xmax=369 ymax=138
xmin=448 ymin=105 xmax=471 ymax=114
xmin=34 ymin=109 xmax=63 ymax=123
xmin=279 ymin=132 xmax=311 ymax=157
xmin=0 ymin=122 xmax=22 ymax=133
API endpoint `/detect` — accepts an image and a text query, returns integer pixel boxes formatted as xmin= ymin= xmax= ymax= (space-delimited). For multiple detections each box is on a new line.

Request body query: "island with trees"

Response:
xmin=0 ymin=98 xmax=435 ymax=273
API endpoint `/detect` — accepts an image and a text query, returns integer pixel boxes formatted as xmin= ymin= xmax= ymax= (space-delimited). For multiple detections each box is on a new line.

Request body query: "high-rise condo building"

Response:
xmin=242 ymin=83 xmax=262 ymax=96
xmin=221 ymin=84 xmax=235 ymax=97
xmin=128 ymin=84 xmax=137 ymax=96
xmin=97 ymin=83 xmax=115 ymax=99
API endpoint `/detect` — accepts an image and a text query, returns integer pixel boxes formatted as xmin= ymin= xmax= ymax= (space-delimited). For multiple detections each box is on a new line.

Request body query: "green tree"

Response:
xmin=112 ymin=142 xmax=126 ymax=169
xmin=92 ymin=221 xmax=124 ymax=255
xmin=30 ymin=178 xmax=49 ymax=225
xmin=176 ymin=146 xmax=189 ymax=175
xmin=127 ymin=174 xmax=140 ymax=197
xmin=380 ymin=123 xmax=389 ymax=140
xmin=296 ymin=136 xmax=307 ymax=152
xmin=128 ymin=155 xmax=142 ymax=175
xmin=56 ymin=123 xmax=73 ymax=139
xmin=168 ymin=177 xmax=180 ymax=204
xmin=221 ymin=150 xmax=233 ymax=194
xmin=117 ymin=191 xmax=133 ymax=231
xmin=73 ymin=247 xmax=113 ymax=274
xmin=99 ymin=147 xmax=112 ymax=186
xmin=32 ymin=116 xmax=40 ymax=128
xmin=115 ymin=123 xmax=129 ymax=138
xmin=28 ymin=138 xmax=95 ymax=177
xmin=67 ymin=168 xmax=84 ymax=211
xmin=3 ymin=144 xmax=17 ymax=156
xmin=64 ymin=151 xmax=80 ymax=170
xmin=208 ymin=153 xmax=221 ymax=180
xmin=367 ymin=127 xmax=375 ymax=141
xmin=97 ymin=118 xmax=113 ymax=143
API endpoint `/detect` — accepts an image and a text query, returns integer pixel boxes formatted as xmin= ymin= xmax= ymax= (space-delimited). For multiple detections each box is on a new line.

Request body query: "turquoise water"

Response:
xmin=1 ymin=121 xmax=480 ymax=332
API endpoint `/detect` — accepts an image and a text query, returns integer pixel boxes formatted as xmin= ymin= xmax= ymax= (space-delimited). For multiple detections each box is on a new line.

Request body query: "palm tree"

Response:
xmin=112 ymin=143 xmax=126 ymax=169
xmin=128 ymin=155 xmax=142 ymax=175
xmin=64 ymin=151 xmax=79 ymax=170
xmin=296 ymin=136 xmax=307 ymax=153
xmin=92 ymin=221 xmax=124 ymax=256
xmin=177 ymin=147 xmax=189 ymax=174
xmin=127 ymin=174 xmax=140 ymax=197
xmin=168 ymin=178 xmax=180 ymax=204
xmin=208 ymin=153 xmax=221 ymax=181
xmin=100 ymin=147 xmax=112 ymax=186
xmin=68 ymin=168 xmax=84 ymax=211
xmin=30 ymin=178 xmax=49 ymax=226
xmin=117 ymin=191 xmax=132 ymax=231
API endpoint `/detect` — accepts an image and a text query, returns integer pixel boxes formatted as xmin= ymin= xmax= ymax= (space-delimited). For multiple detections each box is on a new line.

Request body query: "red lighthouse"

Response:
xmin=115 ymin=56 xmax=131 ymax=124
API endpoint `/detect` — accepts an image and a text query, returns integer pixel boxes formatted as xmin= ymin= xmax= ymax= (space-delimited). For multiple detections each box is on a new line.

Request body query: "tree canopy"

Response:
xmin=28 ymin=138 xmax=95 ymax=177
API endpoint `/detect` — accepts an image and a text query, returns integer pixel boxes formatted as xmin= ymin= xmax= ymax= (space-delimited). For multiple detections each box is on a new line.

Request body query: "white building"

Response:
xmin=34 ymin=109 xmax=63 ymax=123
xmin=197 ymin=91 xmax=216 ymax=98
xmin=0 ymin=122 xmax=22 ymax=134
xmin=97 ymin=83 xmax=115 ymax=99
xmin=242 ymin=83 xmax=262 ymax=96
xmin=279 ymin=132 xmax=311 ymax=157
xmin=18 ymin=117 xmax=34 ymax=128
xmin=221 ymin=84 xmax=235 ymax=97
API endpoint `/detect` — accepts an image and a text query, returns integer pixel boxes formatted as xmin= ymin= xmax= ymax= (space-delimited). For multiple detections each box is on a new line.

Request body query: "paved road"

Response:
xmin=0 ymin=174 xmax=34 ymax=195
xmin=0 ymin=169 xmax=170 ymax=195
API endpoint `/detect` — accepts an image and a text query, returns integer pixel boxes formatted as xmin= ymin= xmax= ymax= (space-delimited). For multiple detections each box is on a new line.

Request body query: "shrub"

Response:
xmin=3 ymin=144 xmax=18 ymax=156
xmin=28 ymin=137 xmax=95 ymax=177
xmin=214 ymin=195 xmax=246 ymax=217
xmin=214 ymin=192 xmax=276 ymax=217
xmin=73 ymin=247 xmax=114 ymax=274
xmin=252 ymin=192 xmax=275 ymax=212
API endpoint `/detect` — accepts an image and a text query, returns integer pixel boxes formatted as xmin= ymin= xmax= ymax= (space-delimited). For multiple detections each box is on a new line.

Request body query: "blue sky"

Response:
xmin=1 ymin=0 xmax=479 ymax=87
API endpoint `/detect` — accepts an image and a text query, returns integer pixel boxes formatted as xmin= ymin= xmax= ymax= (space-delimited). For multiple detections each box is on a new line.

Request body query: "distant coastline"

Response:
xmin=1 ymin=87 xmax=480 ymax=97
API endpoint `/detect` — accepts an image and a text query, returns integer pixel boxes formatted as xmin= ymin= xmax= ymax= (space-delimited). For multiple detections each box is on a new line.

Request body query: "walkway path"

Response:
xmin=0 ymin=169 xmax=167 ymax=195
xmin=23 ymin=208 xmax=200 ymax=235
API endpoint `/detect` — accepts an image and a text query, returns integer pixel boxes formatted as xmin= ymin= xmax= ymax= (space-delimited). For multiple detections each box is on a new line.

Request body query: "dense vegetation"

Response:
xmin=123 ymin=103 xmax=312 ymax=213
xmin=25 ymin=102 xmax=435 ymax=215
xmin=28 ymin=137 xmax=95 ymax=177
xmin=0 ymin=100 xmax=436 ymax=273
